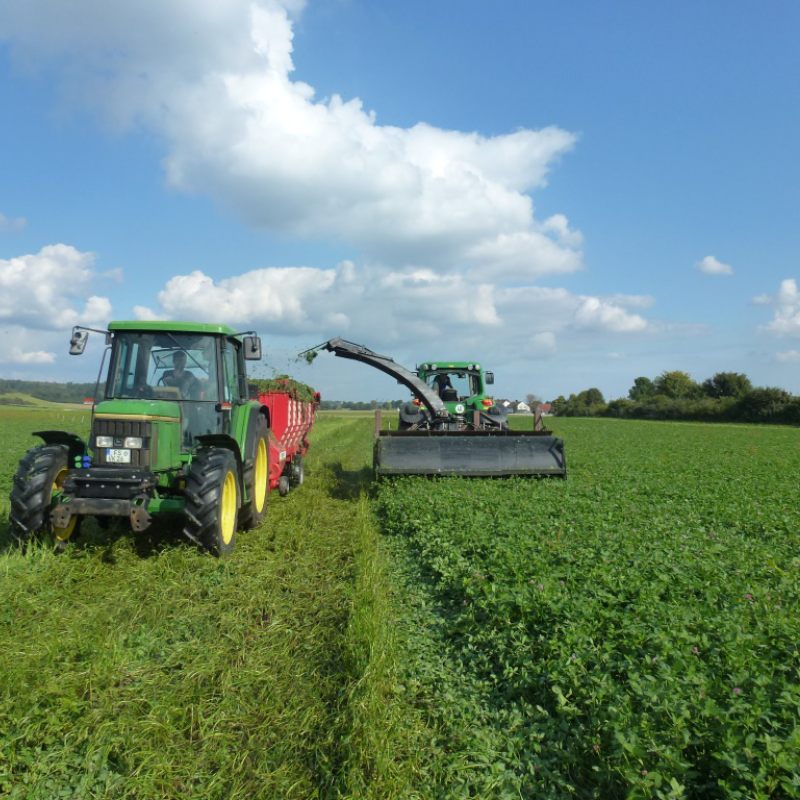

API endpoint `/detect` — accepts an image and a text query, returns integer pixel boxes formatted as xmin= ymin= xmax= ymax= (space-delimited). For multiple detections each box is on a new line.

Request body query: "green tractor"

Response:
xmin=308 ymin=338 xmax=566 ymax=477
xmin=9 ymin=321 xmax=280 ymax=555
xmin=398 ymin=360 xmax=507 ymax=430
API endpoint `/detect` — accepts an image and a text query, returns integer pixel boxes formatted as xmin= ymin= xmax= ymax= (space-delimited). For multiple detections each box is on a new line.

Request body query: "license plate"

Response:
xmin=106 ymin=448 xmax=131 ymax=464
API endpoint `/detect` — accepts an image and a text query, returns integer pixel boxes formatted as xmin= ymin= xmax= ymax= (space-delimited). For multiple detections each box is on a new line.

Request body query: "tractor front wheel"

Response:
xmin=183 ymin=448 xmax=239 ymax=556
xmin=9 ymin=444 xmax=81 ymax=550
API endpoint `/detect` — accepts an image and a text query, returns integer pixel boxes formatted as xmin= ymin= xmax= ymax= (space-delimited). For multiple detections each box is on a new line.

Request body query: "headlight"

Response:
xmin=123 ymin=437 xmax=143 ymax=449
xmin=96 ymin=436 xmax=113 ymax=448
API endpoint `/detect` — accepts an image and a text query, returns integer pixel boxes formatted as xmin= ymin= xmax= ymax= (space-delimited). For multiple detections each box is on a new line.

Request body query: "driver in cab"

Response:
xmin=163 ymin=350 xmax=200 ymax=399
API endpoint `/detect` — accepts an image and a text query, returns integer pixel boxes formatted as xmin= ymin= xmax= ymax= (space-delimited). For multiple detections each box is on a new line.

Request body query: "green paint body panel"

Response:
xmin=94 ymin=398 xmax=184 ymax=471
xmin=147 ymin=497 xmax=184 ymax=514
xmin=109 ymin=320 xmax=239 ymax=337
xmin=155 ymin=419 xmax=184 ymax=472
xmin=94 ymin=398 xmax=182 ymax=418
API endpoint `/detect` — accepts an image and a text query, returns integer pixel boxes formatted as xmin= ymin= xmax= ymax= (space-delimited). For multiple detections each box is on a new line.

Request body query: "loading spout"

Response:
xmin=304 ymin=338 xmax=449 ymax=419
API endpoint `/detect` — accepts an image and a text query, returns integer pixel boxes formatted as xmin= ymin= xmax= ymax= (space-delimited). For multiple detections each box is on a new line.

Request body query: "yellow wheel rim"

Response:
xmin=220 ymin=470 xmax=237 ymax=545
xmin=52 ymin=467 xmax=77 ymax=541
xmin=253 ymin=438 xmax=268 ymax=513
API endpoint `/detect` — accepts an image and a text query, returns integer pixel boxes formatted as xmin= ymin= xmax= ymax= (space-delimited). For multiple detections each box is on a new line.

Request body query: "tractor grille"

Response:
xmin=92 ymin=418 xmax=152 ymax=467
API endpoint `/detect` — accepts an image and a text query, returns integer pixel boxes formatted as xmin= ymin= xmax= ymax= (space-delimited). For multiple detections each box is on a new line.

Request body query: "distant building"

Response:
xmin=505 ymin=400 xmax=532 ymax=414
xmin=539 ymin=403 xmax=552 ymax=415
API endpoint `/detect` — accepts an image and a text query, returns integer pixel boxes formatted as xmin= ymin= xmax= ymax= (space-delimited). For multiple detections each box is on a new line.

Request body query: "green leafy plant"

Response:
xmin=377 ymin=418 xmax=800 ymax=797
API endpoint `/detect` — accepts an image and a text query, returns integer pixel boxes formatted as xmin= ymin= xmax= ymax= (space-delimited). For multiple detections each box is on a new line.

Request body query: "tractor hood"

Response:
xmin=94 ymin=399 xmax=182 ymax=419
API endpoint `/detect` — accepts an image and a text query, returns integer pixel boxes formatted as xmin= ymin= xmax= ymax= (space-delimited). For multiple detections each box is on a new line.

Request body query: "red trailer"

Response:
xmin=257 ymin=381 xmax=320 ymax=497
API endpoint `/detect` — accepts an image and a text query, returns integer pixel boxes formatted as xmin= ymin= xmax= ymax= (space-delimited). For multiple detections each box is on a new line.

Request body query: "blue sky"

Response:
xmin=0 ymin=0 xmax=798 ymax=402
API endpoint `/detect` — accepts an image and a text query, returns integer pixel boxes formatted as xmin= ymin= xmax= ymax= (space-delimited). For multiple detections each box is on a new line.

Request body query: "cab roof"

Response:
xmin=419 ymin=361 xmax=482 ymax=371
xmin=109 ymin=321 xmax=240 ymax=337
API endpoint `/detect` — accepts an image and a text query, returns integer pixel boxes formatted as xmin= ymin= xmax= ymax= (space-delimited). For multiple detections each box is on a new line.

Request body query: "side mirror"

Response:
xmin=243 ymin=336 xmax=262 ymax=361
xmin=484 ymin=372 xmax=494 ymax=385
xmin=69 ymin=328 xmax=89 ymax=355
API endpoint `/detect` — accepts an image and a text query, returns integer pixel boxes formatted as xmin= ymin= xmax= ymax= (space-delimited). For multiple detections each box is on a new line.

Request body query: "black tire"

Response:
xmin=289 ymin=455 xmax=304 ymax=487
xmin=239 ymin=413 xmax=269 ymax=530
xmin=183 ymin=448 xmax=239 ymax=556
xmin=278 ymin=475 xmax=290 ymax=497
xmin=9 ymin=444 xmax=82 ymax=549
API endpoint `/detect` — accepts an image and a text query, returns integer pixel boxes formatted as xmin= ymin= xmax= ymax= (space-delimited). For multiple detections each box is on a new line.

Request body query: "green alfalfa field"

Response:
xmin=1 ymin=407 xmax=799 ymax=799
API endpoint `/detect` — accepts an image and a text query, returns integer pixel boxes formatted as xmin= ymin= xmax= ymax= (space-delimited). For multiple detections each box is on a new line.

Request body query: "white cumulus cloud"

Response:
xmin=696 ymin=255 xmax=733 ymax=276
xmin=757 ymin=279 xmax=800 ymax=337
xmin=0 ymin=0 xmax=581 ymax=276
xmin=0 ymin=244 xmax=113 ymax=330
xmin=776 ymin=350 xmax=800 ymax=362
xmin=0 ymin=0 xmax=672 ymax=375
xmin=530 ymin=332 xmax=557 ymax=355
xmin=8 ymin=347 xmax=57 ymax=364
xmin=573 ymin=296 xmax=647 ymax=333
xmin=134 ymin=260 xmax=653 ymax=360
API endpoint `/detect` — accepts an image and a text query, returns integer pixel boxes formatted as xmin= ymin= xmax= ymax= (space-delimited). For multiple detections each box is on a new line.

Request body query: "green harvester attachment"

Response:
xmin=305 ymin=338 xmax=567 ymax=478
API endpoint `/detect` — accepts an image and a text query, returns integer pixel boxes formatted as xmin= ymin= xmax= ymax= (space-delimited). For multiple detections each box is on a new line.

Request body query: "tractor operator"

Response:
xmin=164 ymin=350 xmax=200 ymax=399
xmin=433 ymin=373 xmax=454 ymax=396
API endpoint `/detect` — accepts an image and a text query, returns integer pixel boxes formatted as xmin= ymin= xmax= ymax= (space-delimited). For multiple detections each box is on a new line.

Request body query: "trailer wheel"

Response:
xmin=290 ymin=455 xmax=304 ymax=487
xmin=239 ymin=414 xmax=269 ymax=530
xmin=183 ymin=448 xmax=239 ymax=556
xmin=278 ymin=475 xmax=290 ymax=497
xmin=9 ymin=444 xmax=81 ymax=550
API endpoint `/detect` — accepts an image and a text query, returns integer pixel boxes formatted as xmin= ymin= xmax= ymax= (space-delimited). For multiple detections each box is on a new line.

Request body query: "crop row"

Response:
xmin=377 ymin=419 xmax=800 ymax=799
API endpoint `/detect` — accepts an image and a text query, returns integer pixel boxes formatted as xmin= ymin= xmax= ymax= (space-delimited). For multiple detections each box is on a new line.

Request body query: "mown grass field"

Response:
xmin=0 ymin=410 xmax=411 ymax=799
xmin=1 ymin=409 xmax=799 ymax=799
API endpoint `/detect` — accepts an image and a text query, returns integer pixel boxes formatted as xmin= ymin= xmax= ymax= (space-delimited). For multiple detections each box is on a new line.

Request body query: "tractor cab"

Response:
xmin=106 ymin=329 xmax=228 ymax=447
xmin=69 ymin=321 xmax=262 ymax=471
xmin=418 ymin=361 xmax=495 ymax=416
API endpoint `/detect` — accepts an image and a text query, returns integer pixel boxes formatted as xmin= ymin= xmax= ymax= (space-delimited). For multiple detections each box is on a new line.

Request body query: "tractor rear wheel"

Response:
xmin=9 ymin=444 xmax=81 ymax=550
xmin=239 ymin=414 xmax=269 ymax=530
xmin=183 ymin=448 xmax=239 ymax=556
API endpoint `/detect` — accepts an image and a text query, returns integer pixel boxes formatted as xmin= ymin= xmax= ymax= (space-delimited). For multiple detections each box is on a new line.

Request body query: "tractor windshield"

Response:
xmin=106 ymin=331 xmax=227 ymax=447
xmin=107 ymin=332 xmax=219 ymax=402
xmin=427 ymin=370 xmax=481 ymax=402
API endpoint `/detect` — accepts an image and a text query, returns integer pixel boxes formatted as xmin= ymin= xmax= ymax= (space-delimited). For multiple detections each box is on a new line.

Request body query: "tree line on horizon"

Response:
xmin=549 ymin=370 xmax=800 ymax=425
xmin=0 ymin=378 xmax=100 ymax=404
xmin=6 ymin=370 xmax=797 ymax=426
xmin=0 ymin=377 xmax=406 ymax=411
